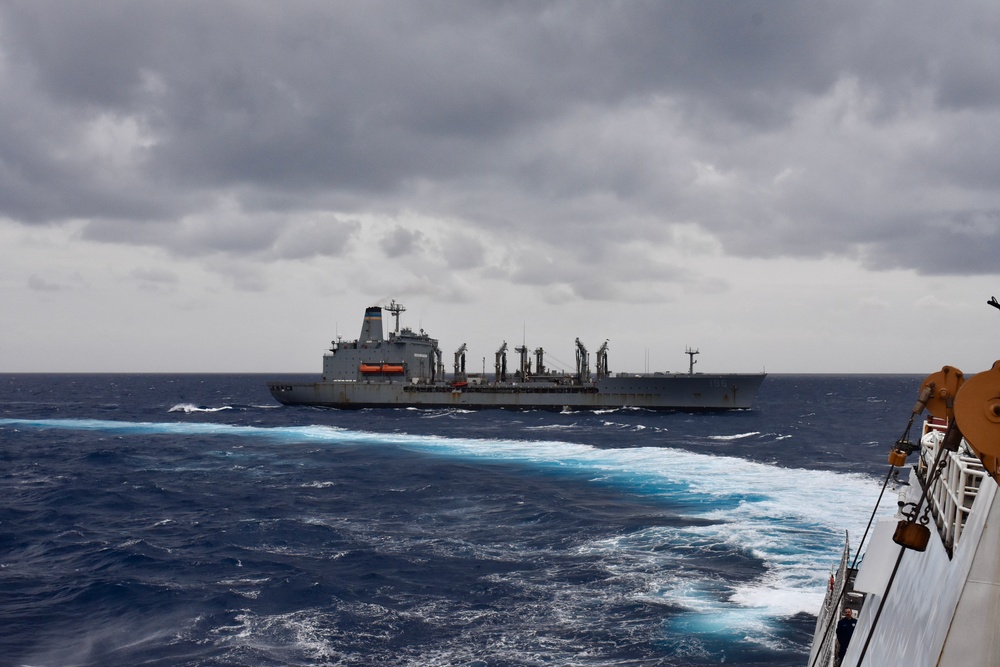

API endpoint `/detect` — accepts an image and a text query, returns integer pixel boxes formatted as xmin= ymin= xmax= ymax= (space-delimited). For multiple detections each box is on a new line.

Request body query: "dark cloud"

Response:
xmin=869 ymin=209 xmax=1000 ymax=275
xmin=0 ymin=0 xmax=998 ymax=286
xmin=82 ymin=212 xmax=359 ymax=260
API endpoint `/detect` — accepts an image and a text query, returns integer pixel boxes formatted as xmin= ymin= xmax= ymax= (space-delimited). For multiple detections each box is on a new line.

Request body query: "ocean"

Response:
xmin=0 ymin=373 xmax=918 ymax=666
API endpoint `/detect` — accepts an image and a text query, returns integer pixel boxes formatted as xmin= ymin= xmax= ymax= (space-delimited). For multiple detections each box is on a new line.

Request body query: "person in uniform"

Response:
xmin=836 ymin=607 xmax=857 ymax=663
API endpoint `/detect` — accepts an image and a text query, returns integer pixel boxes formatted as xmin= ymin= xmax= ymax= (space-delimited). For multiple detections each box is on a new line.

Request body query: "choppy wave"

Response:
xmin=1 ymin=372 xmax=925 ymax=666
xmin=0 ymin=416 xmax=897 ymax=627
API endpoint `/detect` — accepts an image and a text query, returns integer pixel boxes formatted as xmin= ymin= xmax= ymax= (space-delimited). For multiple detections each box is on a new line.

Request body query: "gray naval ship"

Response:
xmin=268 ymin=301 xmax=766 ymax=410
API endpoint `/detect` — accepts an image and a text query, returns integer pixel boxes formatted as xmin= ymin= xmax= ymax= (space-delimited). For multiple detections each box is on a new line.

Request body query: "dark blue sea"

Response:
xmin=0 ymin=374 xmax=919 ymax=666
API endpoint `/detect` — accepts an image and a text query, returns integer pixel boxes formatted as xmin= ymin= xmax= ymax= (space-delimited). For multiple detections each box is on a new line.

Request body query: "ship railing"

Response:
xmin=808 ymin=535 xmax=850 ymax=667
xmin=916 ymin=420 xmax=986 ymax=556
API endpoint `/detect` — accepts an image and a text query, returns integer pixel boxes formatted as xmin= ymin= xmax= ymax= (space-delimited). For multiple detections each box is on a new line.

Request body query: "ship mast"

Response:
xmin=686 ymin=347 xmax=699 ymax=375
xmin=386 ymin=300 xmax=406 ymax=335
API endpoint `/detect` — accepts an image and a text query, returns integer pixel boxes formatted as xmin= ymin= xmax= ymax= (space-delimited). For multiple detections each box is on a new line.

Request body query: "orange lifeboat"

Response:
xmin=359 ymin=363 xmax=406 ymax=375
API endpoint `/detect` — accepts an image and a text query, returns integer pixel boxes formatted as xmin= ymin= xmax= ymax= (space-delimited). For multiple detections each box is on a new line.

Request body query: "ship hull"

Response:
xmin=268 ymin=373 xmax=766 ymax=411
xmin=810 ymin=410 xmax=1000 ymax=666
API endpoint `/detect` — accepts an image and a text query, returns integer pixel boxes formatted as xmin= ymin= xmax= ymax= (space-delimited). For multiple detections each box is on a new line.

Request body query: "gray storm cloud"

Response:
xmin=0 ymin=0 xmax=998 ymax=288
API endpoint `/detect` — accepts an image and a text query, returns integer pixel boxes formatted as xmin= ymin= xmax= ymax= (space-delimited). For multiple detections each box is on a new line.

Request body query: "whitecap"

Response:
xmin=168 ymin=403 xmax=233 ymax=413
xmin=707 ymin=431 xmax=760 ymax=441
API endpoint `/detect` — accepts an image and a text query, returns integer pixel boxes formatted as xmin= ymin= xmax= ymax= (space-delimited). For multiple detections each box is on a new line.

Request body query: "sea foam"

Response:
xmin=0 ymin=417 xmax=898 ymax=635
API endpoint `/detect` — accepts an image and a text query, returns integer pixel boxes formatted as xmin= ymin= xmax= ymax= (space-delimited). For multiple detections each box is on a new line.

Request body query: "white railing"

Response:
xmin=917 ymin=420 xmax=985 ymax=555
xmin=808 ymin=537 xmax=850 ymax=667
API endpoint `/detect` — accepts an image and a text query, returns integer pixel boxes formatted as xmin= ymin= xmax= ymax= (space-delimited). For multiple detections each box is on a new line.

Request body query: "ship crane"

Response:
xmin=575 ymin=338 xmax=590 ymax=382
xmin=434 ymin=347 xmax=444 ymax=382
xmin=454 ymin=343 xmax=467 ymax=381
xmin=596 ymin=340 xmax=610 ymax=379
xmin=515 ymin=344 xmax=530 ymax=380
xmin=495 ymin=342 xmax=508 ymax=383
xmin=534 ymin=347 xmax=546 ymax=376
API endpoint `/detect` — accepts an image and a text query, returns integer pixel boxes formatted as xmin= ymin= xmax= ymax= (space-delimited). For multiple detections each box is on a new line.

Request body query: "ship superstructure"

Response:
xmin=268 ymin=302 xmax=766 ymax=410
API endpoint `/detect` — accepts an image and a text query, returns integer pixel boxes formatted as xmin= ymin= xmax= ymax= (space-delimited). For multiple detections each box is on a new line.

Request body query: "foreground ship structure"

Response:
xmin=268 ymin=302 xmax=765 ymax=410
xmin=809 ymin=302 xmax=1000 ymax=666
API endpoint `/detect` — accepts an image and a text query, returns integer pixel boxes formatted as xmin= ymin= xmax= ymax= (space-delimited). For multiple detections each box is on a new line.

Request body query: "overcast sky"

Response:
xmin=2 ymin=1 xmax=1000 ymax=374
